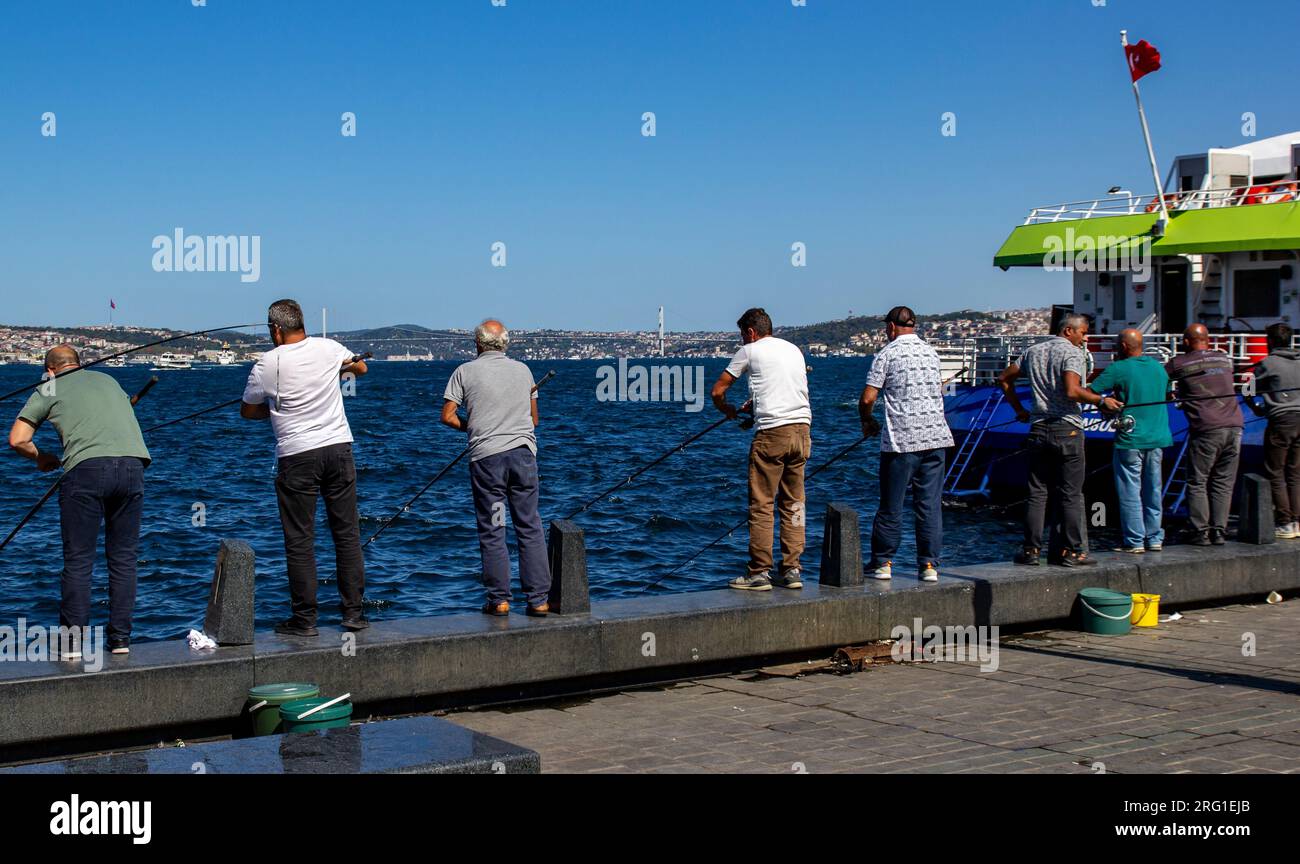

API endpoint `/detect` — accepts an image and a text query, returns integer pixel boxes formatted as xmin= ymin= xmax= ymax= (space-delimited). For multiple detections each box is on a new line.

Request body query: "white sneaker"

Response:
xmin=871 ymin=561 xmax=892 ymax=580
xmin=1275 ymin=523 xmax=1299 ymax=540
xmin=919 ymin=563 xmax=939 ymax=582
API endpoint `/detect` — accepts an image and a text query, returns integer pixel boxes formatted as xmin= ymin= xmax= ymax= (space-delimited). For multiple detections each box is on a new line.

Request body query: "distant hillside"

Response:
xmin=776 ymin=309 xmax=1010 ymax=350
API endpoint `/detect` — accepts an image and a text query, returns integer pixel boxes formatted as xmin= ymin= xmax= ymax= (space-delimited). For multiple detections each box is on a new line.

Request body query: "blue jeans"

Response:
xmin=469 ymin=446 xmax=551 ymax=606
xmin=58 ymin=456 xmax=145 ymax=640
xmin=870 ymin=448 xmax=945 ymax=570
xmin=1114 ymin=447 xmax=1164 ymax=549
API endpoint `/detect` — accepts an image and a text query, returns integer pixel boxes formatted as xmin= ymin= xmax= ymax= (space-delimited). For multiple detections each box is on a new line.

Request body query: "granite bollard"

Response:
xmin=1238 ymin=473 xmax=1275 ymax=545
xmin=547 ymin=520 xmax=590 ymax=614
xmin=819 ymin=501 xmax=863 ymax=587
xmin=204 ymin=539 xmax=256 ymax=645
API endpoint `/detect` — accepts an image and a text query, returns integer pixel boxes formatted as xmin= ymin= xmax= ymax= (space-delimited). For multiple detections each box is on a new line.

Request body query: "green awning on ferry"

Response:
xmin=993 ymin=201 xmax=1300 ymax=267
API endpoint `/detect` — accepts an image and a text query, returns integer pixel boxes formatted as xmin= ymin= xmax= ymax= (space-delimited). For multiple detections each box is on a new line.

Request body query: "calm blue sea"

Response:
xmin=0 ymin=358 xmax=1024 ymax=641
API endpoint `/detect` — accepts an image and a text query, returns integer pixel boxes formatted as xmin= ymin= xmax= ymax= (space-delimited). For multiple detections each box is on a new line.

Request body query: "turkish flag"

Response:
xmin=1125 ymin=39 xmax=1161 ymax=82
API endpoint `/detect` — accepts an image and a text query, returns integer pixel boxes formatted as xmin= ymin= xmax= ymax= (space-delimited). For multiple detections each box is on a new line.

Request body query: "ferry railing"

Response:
xmin=936 ymin=332 xmax=1271 ymax=388
xmin=1024 ymin=181 xmax=1300 ymax=224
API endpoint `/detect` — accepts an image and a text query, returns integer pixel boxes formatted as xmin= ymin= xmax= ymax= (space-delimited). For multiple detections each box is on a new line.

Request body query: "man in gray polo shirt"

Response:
xmin=441 ymin=319 xmax=550 ymax=616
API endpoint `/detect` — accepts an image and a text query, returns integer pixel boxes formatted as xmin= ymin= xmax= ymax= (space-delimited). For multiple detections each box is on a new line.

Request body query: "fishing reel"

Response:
xmin=1112 ymin=414 xmax=1136 ymax=434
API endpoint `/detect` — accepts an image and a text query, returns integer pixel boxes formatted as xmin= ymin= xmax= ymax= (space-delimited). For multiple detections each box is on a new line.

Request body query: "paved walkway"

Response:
xmin=448 ymin=600 xmax=1300 ymax=773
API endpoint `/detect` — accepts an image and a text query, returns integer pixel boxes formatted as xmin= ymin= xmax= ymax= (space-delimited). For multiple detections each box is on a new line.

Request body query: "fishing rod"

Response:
xmin=564 ymin=401 xmax=753 ymax=521
xmin=969 ymin=383 xmax=1300 ymax=437
xmin=361 ymin=369 xmax=556 ymax=549
xmin=143 ymin=398 xmax=243 ymax=433
xmin=1111 ymin=383 xmax=1300 ymax=411
xmin=140 ymin=352 xmax=373 ymax=434
xmin=0 ymin=323 xmax=257 ymax=404
xmin=0 ymin=375 xmax=161 ymax=553
xmin=636 ymin=432 xmax=872 ymax=594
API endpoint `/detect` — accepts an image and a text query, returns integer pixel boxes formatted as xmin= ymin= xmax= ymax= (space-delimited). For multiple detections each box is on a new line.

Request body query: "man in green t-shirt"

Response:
xmin=7 ymin=345 xmax=151 ymax=656
xmin=1089 ymin=330 xmax=1173 ymax=554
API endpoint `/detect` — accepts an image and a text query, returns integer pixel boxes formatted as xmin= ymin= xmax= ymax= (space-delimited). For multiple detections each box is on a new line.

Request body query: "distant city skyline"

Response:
xmin=2 ymin=0 xmax=1294 ymax=331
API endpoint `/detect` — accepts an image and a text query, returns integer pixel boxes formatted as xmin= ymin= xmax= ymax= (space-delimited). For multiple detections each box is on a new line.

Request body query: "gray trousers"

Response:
xmin=1184 ymin=427 xmax=1242 ymax=533
xmin=469 ymin=446 xmax=551 ymax=606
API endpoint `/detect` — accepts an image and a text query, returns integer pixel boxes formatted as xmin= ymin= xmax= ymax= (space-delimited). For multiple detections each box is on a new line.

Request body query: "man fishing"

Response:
xmin=712 ymin=307 xmax=812 ymax=591
xmin=440 ymin=319 xmax=550 ymax=616
xmin=7 ymin=345 xmax=151 ymax=656
xmin=1166 ymin=323 xmax=1243 ymax=546
xmin=240 ymin=299 xmax=370 ymax=636
xmin=1088 ymin=329 xmax=1172 ymax=554
xmin=999 ymin=313 xmax=1120 ymax=567
xmin=859 ymin=306 xmax=954 ymax=582
xmin=1247 ymin=322 xmax=1300 ymax=540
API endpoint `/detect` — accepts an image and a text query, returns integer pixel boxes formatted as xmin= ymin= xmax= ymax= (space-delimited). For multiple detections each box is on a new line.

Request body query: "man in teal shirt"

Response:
xmin=1089 ymin=329 xmax=1173 ymax=553
xmin=8 ymin=345 xmax=151 ymax=656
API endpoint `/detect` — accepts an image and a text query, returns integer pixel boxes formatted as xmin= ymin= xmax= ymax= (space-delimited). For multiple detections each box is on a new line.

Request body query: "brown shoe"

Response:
xmin=526 ymin=603 xmax=550 ymax=617
xmin=481 ymin=601 xmax=510 ymax=616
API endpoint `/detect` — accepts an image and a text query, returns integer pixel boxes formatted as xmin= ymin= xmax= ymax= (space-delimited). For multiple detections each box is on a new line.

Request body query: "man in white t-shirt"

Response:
xmin=712 ymin=307 xmax=812 ymax=591
xmin=241 ymin=299 xmax=371 ymax=637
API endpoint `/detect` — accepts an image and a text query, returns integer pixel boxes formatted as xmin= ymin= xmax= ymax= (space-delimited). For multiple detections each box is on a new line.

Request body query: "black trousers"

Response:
xmin=1265 ymin=414 xmax=1300 ymax=525
xmin=1023 ymin=420 xmax=1087 ymax=554
xmin=275 ymin=442 xmax=365 ymax=625
xmin=58 ymin=457 xmax=145 ymax=640
xmin=1185 ymin=427 xmax=1242 ymax=533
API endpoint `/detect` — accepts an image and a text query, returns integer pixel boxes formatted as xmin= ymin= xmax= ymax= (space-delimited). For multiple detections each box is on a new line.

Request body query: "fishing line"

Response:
xmin=0 ymin=323 xmax=257 ymax=404
xmin=971 ymin=414 xmax=1267 ymax=513
xmin=966 ymin=383 xmax=1300 ymax=438
xmin=361 ymin=370 xmax=556 ymax=549
xmin=564 ymin=403 xmax=753 ymax=521
xmin=636 ymin=433 xmax=871 ymax=594
xmin=0 ymin=375 xmax=161 ymax=553
xmin=141 ymin=352 xmax=372 ymax=434
xmin=2 ymin=349 xmax=373 ymax=551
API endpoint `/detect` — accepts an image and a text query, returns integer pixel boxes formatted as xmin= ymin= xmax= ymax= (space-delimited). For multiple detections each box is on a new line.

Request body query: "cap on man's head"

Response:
xmin=885 ymin=306 xmax=917 ymax=328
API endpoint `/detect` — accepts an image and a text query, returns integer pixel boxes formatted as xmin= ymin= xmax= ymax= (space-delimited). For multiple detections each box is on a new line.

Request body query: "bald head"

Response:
xmin=474 ymin=319 xmax=509 ymax=353
xmin=44 ymin=345 xmax=80 ymax=373
xmin=1117 ymin=328 xmax=1143 ymax=358
xmin=1183 ymin=323 xmax=1210 ymax=350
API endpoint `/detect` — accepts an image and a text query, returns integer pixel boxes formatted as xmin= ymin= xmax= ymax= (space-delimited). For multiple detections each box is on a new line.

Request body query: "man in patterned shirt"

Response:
xmin=859 ymin=306 xmax=955 ymax=582
xmin=999 ymin=313 xmax=1120 ymax=567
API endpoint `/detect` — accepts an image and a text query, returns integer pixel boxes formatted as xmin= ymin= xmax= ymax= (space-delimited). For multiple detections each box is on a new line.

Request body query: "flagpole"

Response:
xmin=1122 ymin=30 xmax=1170 ymax=221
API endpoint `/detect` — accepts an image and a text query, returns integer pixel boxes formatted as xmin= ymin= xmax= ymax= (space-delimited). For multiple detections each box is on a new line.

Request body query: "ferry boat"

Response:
xmin=215 ymin=349 xmax=238 ymax=365
xmin=153 ymin=352 xmax=195 ymax=370
xmin=938 ymin=131 xmax=1300 ymax=516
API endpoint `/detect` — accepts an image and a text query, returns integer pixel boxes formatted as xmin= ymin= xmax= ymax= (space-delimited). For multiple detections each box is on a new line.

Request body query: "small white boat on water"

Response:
xmin=154 ymin=352 xmax=194 ymax=370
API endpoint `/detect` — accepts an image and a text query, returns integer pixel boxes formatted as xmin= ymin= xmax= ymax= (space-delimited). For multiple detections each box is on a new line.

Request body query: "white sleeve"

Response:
xmin=724 ymin=346 xmax=749 ymax=380
xmin=242 ymin=361 xmax=266 ymax=404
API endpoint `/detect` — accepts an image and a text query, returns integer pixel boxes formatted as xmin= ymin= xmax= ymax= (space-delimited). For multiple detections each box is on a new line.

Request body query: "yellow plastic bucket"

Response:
xmin=1131 ymin=593 xmax=1160 ymax=627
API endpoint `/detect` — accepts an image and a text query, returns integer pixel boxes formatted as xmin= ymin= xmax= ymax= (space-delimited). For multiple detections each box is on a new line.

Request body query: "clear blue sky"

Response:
xmin=2 ymin=0 xmax=1295 ymax=333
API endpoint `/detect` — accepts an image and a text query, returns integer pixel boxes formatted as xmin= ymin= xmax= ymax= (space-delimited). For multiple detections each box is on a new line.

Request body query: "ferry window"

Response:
xmin=1111 ymin=275 xmax=1127 ymax=320
xmin=1234 ymin=269 xmax=1282 ymax=318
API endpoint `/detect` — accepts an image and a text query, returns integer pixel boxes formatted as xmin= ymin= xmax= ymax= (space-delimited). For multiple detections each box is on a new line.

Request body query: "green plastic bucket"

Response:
xmin=246 ymin=683 xmax=320 ymax=736
xmin=279 ymin=697 xmax=354 ymax=734
xmin=1078 ymin=588 xmax=1134 ymax=636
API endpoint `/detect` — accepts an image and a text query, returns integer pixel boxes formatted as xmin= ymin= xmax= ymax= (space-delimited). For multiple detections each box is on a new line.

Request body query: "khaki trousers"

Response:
xmin=747 ymin=423 xmax=811 ymax=575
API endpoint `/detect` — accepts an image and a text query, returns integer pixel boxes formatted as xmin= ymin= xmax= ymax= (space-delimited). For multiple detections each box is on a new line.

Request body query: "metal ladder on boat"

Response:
xmin=943 ymin=390 xmax=1004 ymax=499
xmin=1161 ymin=436 xmax=1192 ymax=516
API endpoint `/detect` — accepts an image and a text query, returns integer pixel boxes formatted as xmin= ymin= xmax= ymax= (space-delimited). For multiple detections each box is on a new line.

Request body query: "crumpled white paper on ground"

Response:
xmin=187 ymin=629 xmax=217 ymax=651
